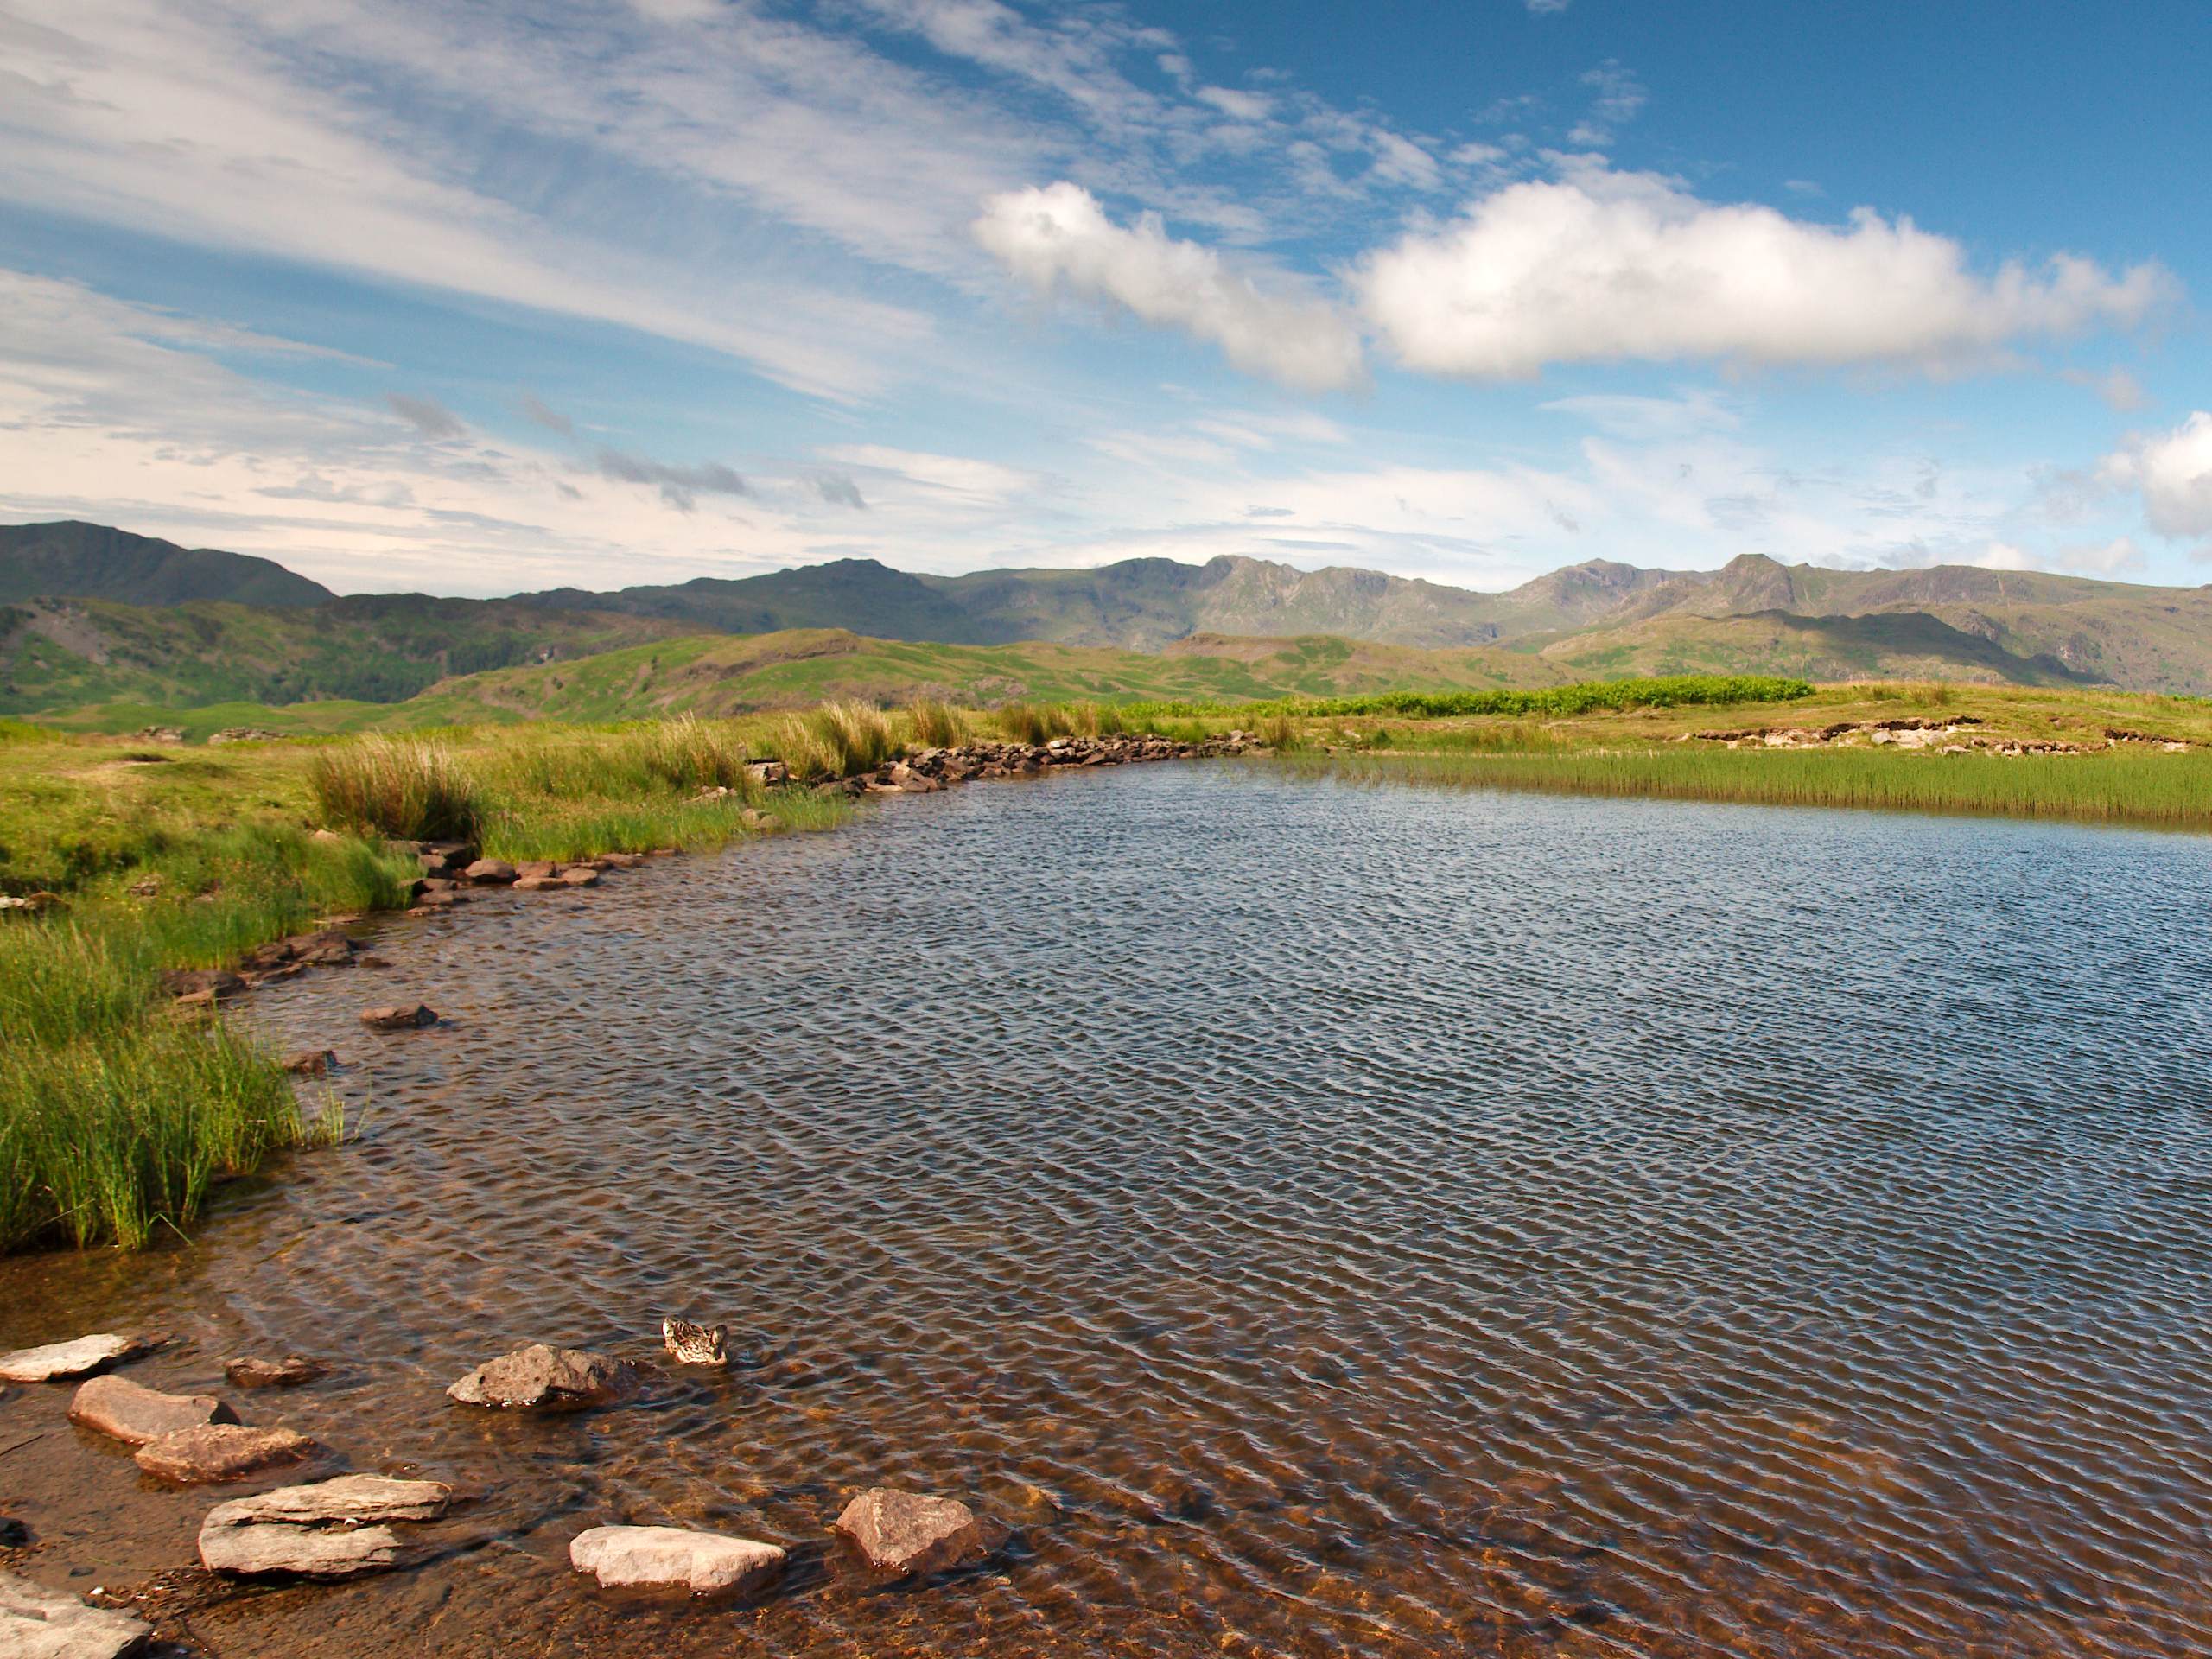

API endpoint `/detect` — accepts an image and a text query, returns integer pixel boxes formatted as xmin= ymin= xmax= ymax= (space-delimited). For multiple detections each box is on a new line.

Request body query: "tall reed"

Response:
xmin=805 ymin=700 xmax=895 ymax=775
xmin=904 ymin=696 xmax=967 ymax=749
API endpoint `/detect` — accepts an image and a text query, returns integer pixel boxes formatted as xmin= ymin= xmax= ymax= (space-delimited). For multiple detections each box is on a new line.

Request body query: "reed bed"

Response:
xmin=1285 ymin=746 xmax=2212 ymax=830
xmin=904 ymin=696 xmax=969 ymax=749
xmin=308 ymin=734 xmax=487 ymax=841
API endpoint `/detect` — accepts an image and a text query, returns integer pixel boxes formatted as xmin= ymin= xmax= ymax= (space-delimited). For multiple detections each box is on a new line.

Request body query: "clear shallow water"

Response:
xmin=5 ymin=766 xmax=2212 ymax=1656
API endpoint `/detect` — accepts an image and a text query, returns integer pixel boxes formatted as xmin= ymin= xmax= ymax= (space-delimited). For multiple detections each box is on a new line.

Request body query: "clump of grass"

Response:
xmin=0 ymin=918 xmax=332 ymax=1250
xmin=308 ymin=735 xmax=486 ymax=841
xmin=998 ymin=702 xmax=1071 ymax=745
xmin=637 ymin=714 xmax=751 ymax=791
xmin=1260 ymin=714 xmax=1298 ymax=751
xmin=904 ymin=696 xmax=967 ymax=749
xmin=805 ymin=700 xmax=894 ymax=775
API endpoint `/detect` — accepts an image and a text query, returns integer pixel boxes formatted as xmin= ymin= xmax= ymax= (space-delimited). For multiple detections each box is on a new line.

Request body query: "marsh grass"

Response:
xmin=801 ymin=700 xmax=894 ymax=777
xmin=1287 ymin=745 xmax=2212 ymax=830
xmin=997 ymin=702 xmax=1072 ymax=744
xmin=0 ymin=917 xmax=338 ymax=1250
xmin=308 ymin=735 xmax=487 ymax=841
xmin=904 ymin=696 xmax=968 ymax=749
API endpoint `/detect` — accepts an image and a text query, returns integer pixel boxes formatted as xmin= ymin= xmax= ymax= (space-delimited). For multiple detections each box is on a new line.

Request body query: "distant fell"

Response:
xmin=0 ymin=521 xmax=334 ymax=607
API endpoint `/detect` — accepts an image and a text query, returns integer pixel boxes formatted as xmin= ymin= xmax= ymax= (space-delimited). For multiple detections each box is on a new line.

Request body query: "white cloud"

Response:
xmin=973 ymin=181 xmax=1366 ymax=391
xmin=1526 ymin=0 xmax=1572 ymax=14
xmin=1357 ymin=163 xmax=2173 ymax=379
xmin=2100 ymin=411 xmax=2212 ymax=544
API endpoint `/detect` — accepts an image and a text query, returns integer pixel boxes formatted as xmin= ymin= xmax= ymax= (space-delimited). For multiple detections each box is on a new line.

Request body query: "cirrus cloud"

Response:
xmin=973 ymin=181 xmax=1367 ymax=392
xmin=1357 ymin=164 xmax=2173 ymax=380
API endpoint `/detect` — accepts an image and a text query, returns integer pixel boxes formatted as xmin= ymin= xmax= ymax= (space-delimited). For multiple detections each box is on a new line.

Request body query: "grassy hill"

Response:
xmin=1538 ymin=609 xmax=2107 ymax=686
xmin=28 ymin=627 xmax=1570 ymax=736
xmin=0 ymin=520 xmax=334 ymax=607
xmin=0 ymin=594 xmax=696 ymax=715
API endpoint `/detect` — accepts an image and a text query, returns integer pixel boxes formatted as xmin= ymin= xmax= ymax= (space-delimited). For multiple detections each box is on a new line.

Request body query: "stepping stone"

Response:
xmin=135 ymin=1424 xmax=315 ymax=1484
xmin=69 ymin=1376 xmax=237 ymax=1446
xmin=0 ymin=1335 xmax=149 ymax=1384
xmin=0 ymin=1568 xmax=150 ymax=1658
xmin=359 ymin=1004 xmax=436 ymax=1031
xmin=448 ymin=1344 xmax=636 ymax=1410
xmin=225 ymin=1355 xmax=325 ymax=1389
xmin=569 ymin=1525 xmax=784 ymax=1595
xmin=200 ymin=1474 xmax=452 ymax=1580
xmin=830 ymin=1489 xmax=1007 ymax=1578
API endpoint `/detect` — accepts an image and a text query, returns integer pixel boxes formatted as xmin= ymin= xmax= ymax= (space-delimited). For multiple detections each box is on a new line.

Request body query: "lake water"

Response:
xmin=5 ymin=764 xmax=2212 ymax=1656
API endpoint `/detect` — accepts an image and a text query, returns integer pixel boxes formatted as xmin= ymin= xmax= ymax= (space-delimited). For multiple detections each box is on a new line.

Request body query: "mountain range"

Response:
xmin=6 ymin=519 xmax=2212 ymax=719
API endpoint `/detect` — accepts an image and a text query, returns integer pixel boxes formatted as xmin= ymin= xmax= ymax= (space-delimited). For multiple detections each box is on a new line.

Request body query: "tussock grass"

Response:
xmin=997 ymin=702 xmax=1071 ymax=744
xmin=805 ymin=700 xmax=894 ymax=775
xmin=1122 ymin=673 xmax=1815 ymax=725
xmin=308 ymin=735 xmax=487 ymax=841
xmin=904 ymin=696 xmax=967 ymax=749
xmin=1287 ymin=746 xmax=2212 ymax=830
xmin=0 ymin=918 xmax=337 ymax=1250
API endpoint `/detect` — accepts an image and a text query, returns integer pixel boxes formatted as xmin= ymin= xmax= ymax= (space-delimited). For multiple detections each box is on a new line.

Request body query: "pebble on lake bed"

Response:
xmin=830 ymin=1489 xmax=1008 ymax=1578
xmin=0 ymin=1333 xmax=150 ymax=1384
xmin=0 ymin=1568 xmax=151 ymax=1659
xmin=69 ymin=1376 xmax=237 ymax=1446
xmin=569 ymin=1525 xmax=785 ymax=1595
xmin=225 ymin=1355 xmax=326 ymax=1389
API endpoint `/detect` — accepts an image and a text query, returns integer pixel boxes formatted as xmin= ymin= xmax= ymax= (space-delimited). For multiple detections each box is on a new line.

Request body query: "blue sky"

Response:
xmin=1 ymin=0 xmax=2207 ymax=597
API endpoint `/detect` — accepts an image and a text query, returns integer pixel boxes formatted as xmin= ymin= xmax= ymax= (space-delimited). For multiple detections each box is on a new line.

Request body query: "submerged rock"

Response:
xmin=135 ymin=1424 xmax=316 ymax=1484
xmin=830 ymin=1489 xmax=1007 ymax=1578
xmin=359 ymin=1004 xmax=437 ymax=1031
xmin=661 ymin=1319 xmax=727 ymax=1367
xmin=0 ymin=1568 xmax=151 ymax=1658
xmin=158 ymin=968 xmax=244 ymax=1001
xmin=282 ymin=1049 xmax=336 ymax=1077
xmin=447 ymin=1344 xmax=637 ymax=1410
xmin=0 ymin=1334 xmax=149 ymax=1384
xmin=199 ymin=1473 xmax=452 ymax=1579
xmin=569 ymin=1525 xmax=784 ymax=1595
xmin=225 ymin=1355 xmax=326 ymax=1389
xmin=69 ymin=1376 xmax=236 ymax=1446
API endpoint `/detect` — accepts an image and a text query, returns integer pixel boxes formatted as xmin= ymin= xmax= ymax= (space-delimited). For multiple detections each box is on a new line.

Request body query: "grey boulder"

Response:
xmin=447 ymin=1344 xmax=637 ymax=1409
xmin=0 ymin=1569 xmax=150 ymax=1658
xmin=199 ymin=1474 xmax=452 ymax=1580
xmin=569 ymin=1525 xmax=784 ymax=1595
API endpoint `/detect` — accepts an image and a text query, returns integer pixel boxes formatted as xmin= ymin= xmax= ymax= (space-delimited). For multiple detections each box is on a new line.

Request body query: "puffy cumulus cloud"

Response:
xmin=1357 ymin=165 xmax=2173 ymax=379
xmin=2100 ymin=411 xmax=2212 ymax=544
xmin=974 ymin=182 xmax=1366 ymax=392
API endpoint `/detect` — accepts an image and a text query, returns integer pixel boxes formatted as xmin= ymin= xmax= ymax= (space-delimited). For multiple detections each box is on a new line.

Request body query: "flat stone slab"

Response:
xmin=69 ymin=1376 xmax=236 ymax=1446
xmin=569 ymin=1525 xmax=784 ymax=1595
xmin=830 ymin=1489 xmax=1007 ymax=1578
xmin=0 ymin=1569 xmax=151 ymax=1658
xmin=0 ymin=1335 xmax=148 ymax=1384
xmin=448 ymin=1344 xmax=637 ymax=1410
xmin=225 ymin=1355 xmax=325 ymax=1389
xmin=199 ymin=1474 xmax=453 ymax=1580
xmin=135 ymin=1424 xmax=315 ymax=1484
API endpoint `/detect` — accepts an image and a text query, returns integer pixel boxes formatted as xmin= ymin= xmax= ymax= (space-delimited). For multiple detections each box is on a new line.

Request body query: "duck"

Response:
xmin=661 ymin=1316 xmax=728 ymax=1367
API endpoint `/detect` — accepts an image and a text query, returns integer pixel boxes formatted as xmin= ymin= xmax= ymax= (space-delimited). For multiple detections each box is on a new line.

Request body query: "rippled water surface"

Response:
xmin=7 ymin=766 xmax=2212 ymax=1657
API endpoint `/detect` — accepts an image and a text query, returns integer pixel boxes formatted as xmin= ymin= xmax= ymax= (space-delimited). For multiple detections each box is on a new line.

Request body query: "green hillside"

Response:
xmin=28 ymin=627 xmax=1569 ymax=736
xmin=0 ymin=594 xmax=697 ymax=715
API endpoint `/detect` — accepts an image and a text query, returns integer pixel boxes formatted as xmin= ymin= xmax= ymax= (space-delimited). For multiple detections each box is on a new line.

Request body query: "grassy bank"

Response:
xmin=1257 ymin=681 xmax=2212 ymax=832
xmin=0 ymin=716 xmax=852 ymax=1251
